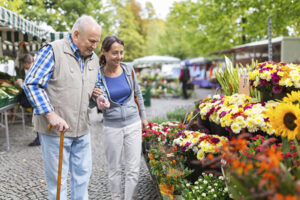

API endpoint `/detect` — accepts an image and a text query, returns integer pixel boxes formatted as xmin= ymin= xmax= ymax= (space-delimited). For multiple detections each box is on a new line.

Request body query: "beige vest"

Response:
xmin=33 ymin=37 xmax=99 ymax=137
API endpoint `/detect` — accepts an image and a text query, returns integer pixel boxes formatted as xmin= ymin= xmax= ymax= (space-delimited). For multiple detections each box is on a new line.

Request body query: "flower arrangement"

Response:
xmin=181 ymin=173 xmax=230 ymax=200
xmin=148 ymin=143 xmax=193 ymax=198
xmin=142 ymin=122 xmax=184 ymax=145
xmin=266 ymin=90 xmax=300 ymax=140
xmin=249 ymin=61 xmax=300 ymax=101
xmin=215 ymin=57 xmax=259 ymax=98
xmin=173 ymin=130 xmax=228 ymax=160
xmin=198 ymin=93 xmax=278 ymax=135
xmin=212 ymin=134 xmax=300 ymax=199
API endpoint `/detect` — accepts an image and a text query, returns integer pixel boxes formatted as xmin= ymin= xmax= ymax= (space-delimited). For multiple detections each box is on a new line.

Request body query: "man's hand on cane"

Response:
xmin=45 ymin=111 xmax=69 ymax=132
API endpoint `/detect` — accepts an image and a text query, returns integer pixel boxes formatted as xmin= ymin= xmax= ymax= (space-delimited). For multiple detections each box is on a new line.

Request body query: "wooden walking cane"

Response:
xmin=48 ymin=124 xmax=66 ymax=200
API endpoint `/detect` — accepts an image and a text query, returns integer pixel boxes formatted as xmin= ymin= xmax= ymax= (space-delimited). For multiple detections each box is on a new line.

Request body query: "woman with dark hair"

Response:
xmin=93 ymin=35 xmax=148 ymax=200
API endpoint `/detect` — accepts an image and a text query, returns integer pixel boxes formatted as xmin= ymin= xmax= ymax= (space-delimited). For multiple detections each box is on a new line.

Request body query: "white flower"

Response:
xmin=202 ymin=193 xmax=206 ymax=197
xmin=203 ymin=180 xmax=208 ymax=184
xmin=186 ymin=183 xmax=190 ymax=187
xmin=209 ymin=173 xmax=213 ymax=177
xmin=213 ymin=194 xmax=217 ymax=198
xmin=231 ymin=122 xmax=241 ymax=134
xmin=208 ymin=186 xmax=212 ymax=189
xmin=219 ymin=176 xmax=224 ymax=180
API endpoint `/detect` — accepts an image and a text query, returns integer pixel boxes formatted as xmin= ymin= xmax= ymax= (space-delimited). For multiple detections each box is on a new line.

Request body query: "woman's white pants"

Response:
xmin=103 ymin=120 xmax=142 ymax=200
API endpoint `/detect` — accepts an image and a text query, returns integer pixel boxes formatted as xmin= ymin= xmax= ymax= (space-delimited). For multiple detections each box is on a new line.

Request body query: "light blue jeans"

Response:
xmin=39 ymin=133 xmax=92 ymax=200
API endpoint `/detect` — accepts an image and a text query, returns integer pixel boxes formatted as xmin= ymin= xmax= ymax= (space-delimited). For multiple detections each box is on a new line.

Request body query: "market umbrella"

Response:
xmin=133 ymin=55 xmax=180 ymax=68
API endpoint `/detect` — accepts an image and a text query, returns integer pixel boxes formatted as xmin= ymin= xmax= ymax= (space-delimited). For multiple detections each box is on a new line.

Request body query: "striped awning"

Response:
xmin=0 ymin=6 xmax=69 ymax=56
xmin=0 ymin=6 xmax=49 ymax=40
xmin=47 ymin=32 xmax=69 ymax=42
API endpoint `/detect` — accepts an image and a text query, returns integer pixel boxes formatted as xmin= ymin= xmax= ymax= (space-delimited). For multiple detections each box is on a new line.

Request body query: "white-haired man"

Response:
xmin=24 ymin=15 xmax=101 ymax=199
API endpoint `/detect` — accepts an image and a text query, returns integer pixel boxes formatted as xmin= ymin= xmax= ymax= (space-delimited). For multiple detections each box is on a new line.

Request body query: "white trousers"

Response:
xmin=103 ymin=120 xmax=142 ymax=200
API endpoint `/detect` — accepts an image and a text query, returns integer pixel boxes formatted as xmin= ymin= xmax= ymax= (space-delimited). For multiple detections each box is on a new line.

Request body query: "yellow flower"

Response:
xmin=197 ymin=150 xmax=205 ymax=160
xmin=267 ymin=103 xmax=300 ymax=140
xmin=282 ymin=91 xmax=300 ymax=104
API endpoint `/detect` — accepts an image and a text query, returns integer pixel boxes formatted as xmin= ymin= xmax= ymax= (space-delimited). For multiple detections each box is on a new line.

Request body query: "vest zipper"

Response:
xmin=75 ymin=60 xmax=86 ymax=136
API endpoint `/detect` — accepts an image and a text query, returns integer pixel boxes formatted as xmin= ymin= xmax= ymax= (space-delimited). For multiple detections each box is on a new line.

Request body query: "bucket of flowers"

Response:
xmin=249 ymin=61 xmax=300 ymax=102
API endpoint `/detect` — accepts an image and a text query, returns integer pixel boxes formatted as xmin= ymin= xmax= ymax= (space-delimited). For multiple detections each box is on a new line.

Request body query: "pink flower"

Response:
xmin=272 ymin=85 xmax=282 ymax=94
xmin=271 ymin=73 xmax=280 ymax=84
xmin=260 ymin=79 xmax=268 ymax=86
xmin=211 ymin=137 xmax=220 ymax=144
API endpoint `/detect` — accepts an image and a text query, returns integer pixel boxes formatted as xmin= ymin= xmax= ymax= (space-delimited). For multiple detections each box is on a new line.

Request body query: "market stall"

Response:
xmin=142 ymin=60 xmax=300 ymax=199
xmin=0 ymin=6 xmax=67 ymax=150
xmin=133 ymin=55 xmax=182 ymax=100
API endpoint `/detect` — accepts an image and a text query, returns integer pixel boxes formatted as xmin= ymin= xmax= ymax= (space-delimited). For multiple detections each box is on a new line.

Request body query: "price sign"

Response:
xmin=239 ymin=72 xmax=249 ymax=95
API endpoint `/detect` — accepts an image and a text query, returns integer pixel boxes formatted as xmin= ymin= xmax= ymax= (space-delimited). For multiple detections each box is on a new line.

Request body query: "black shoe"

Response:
xmin=28 ymin=136 xmax=40 ymax=146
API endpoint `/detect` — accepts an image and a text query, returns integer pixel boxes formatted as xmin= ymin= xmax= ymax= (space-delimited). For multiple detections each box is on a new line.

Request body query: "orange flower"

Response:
xmin=258 ymin=160 xmax=270 ymax=173
xmin=262 ymin=172 xmax=278 ymax=186
xmin=267 ymin=145 xmax=283 ymax=168
xmin=152 ymin=160 xmax=156 ymax=165
xmin=207 ymin=154 xmax=214 ymax=159
xmin=148 ymin=153 xmax=154 ymax=160
xmin=274 ymin=193 xmax=298 ymax=200
xmin=159 ymin=184 xmax=174 ymax=200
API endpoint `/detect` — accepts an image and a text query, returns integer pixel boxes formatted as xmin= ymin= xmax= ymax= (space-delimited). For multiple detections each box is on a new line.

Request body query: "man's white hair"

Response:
xmin=71 ymin=15 xmax=100 ymax=34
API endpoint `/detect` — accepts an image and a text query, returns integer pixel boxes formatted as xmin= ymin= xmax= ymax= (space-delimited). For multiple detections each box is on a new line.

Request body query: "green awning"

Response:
xmin=0 ymin=6 xmax=49 ymax=40
xmin=0 ymin=6 xmax=68 ymax=56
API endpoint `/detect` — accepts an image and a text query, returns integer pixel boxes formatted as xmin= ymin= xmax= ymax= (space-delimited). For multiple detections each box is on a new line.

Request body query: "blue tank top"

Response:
xmin=104 ymin=71 xmax=131 ymax=105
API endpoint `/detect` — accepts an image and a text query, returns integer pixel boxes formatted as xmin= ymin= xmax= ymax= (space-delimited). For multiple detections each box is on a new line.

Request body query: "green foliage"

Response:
xmin=150 ymin=117 xmax=168 ymax=124
xmin=19 ymin=0 xmax=111 ymax=32
xmin=0 ymin=0 xmax=23 ymax=13
xmin=158 ymin=0 xmax=300 ymax=58
xmin=166 ymin=108 xmax=188 ymax=123
xmin=5 ymin=0 xmax=300 ymax=60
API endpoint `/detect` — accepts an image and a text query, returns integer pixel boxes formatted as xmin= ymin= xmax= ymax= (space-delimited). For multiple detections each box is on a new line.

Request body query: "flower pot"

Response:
xmin=260 ymin=91 xmax=286 ymax=102
xmin=197 ymin=115 xmax=210 ymax=130
xmin=210 ymin=122 xmax=228 ymax=136
xmin=142 ymin=141 xmax=151 ymax=155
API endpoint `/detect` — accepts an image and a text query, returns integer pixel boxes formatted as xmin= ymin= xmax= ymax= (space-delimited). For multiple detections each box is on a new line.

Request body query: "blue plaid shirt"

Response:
xmin=24 ymin=34 xmax=105 ymax=115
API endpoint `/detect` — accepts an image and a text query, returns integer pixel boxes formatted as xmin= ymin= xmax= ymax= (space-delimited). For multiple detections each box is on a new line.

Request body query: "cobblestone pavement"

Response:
xmin=0 ymin=88 xmax=214 ymax=200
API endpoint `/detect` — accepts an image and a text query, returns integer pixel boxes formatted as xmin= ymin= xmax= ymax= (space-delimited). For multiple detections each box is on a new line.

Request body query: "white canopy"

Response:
xmin=133 ymin=55 xmax=180 ymax=68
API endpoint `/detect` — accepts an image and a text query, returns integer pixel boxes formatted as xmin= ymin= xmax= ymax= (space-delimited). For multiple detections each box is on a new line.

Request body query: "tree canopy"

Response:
xmin=2 ymin=0 xmax=300 ymax=60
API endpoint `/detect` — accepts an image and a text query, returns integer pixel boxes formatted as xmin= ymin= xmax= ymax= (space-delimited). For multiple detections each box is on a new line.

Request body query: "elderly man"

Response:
xmin=24 ymin=15 xmax=101 ymax=200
